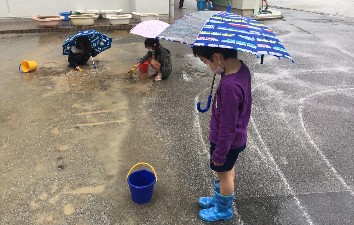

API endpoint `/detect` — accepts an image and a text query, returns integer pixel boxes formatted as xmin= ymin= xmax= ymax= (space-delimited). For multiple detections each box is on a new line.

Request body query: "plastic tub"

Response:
xmin=132 ymin=12 xmax=158 ymax=21
xmin=108 ymin=14 xmax=132 ymax=25
xmin=197 ymin=0 xmax=206 ymax=10
xmin=133 ymin=12 xmax=158 ymax=21
xmin=80 ymin=13 xmax=99 ymax=20
xmin=76 ymin=10 xmax=99 ymax=14
xmin=132 ymin=12 xmax=140 ymax=20
xmin=100 ymin=9 xmax=123 ymax=18
xmin=140 ymin=13 xmax=158 ymax=21
xmin=32 ymin=16 xmax=63 ymax=28
xmin=74 ymin=10 xmax=99 ymax=19
xmin=69 ymin=15 xmax=95 ymax=26
xmin=60 ymin=12 xmax=71 ymax=21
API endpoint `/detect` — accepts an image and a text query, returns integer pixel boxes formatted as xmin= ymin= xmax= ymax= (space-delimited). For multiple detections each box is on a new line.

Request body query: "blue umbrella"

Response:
xmin=158 ymin=11 xmax=292 ymax=61
xmin=62 ymin=29 xmax=112 ymax=68
xmin=158 ymin=11 xmax=293 ymax=112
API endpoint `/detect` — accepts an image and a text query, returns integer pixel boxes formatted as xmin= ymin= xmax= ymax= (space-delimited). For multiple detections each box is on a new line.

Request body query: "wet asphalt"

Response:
xmin=1 ymin=2 xmax=354 ymax=225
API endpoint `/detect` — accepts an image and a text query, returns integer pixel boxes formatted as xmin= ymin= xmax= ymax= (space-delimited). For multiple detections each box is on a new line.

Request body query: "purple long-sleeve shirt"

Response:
xmin=209 ymin=61 xmax=252 ymax=164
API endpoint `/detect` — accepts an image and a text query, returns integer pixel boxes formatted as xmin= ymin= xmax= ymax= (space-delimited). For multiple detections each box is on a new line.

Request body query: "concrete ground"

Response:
xmin=270 ymin=0 xmax=354 ymax=18
xmin=0 ymin=1 xmax=353 ymax=225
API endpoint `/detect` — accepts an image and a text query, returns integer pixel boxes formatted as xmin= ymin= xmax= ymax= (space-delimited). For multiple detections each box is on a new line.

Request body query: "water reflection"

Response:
xmin=23 ymin=73 xmax=35 ymax=83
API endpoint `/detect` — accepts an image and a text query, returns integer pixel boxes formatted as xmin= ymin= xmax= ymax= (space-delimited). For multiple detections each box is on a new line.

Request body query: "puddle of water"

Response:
xmin=35 ymin=213 xmax=54 ymax=224
xmin=23 ymin=73 xmax=35 ymax=83
xmin=182 ymin=71 xmax=192 ymax=81
xmin=48 ymin=194 xmax=61 ymax=204
xmin=70 ymin=185 xmax=105 ymax=194
xmin=30 ymin=200 xmax=40 ymax=210
xmin=63 ymin=203 xmax=75 ymax=216
xmin=55 ymin=143 xmax=70 ymax=151
xmin=50 ymin=127 xmax=60 ymax=137
xmin=18 ymin=40 xmax=155 ymax=95
xmin=39 ymin=192 xmax=49 ymax=201
xmin=35 ymin=162 xmax=47 ymax=173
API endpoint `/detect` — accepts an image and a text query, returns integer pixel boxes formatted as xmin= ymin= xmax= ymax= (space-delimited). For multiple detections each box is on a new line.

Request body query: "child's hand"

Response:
xmin=133 ymin=63 xmax=139 ymax=68
xmin=76 ymin=66 xmax=82 ymax=71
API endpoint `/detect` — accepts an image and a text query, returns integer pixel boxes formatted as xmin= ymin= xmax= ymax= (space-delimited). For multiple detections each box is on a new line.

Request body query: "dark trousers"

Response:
xmin=179 ymin=0 xmax=184 ymax=7
xmin=68 ymin=53 xmax=91 ymax=68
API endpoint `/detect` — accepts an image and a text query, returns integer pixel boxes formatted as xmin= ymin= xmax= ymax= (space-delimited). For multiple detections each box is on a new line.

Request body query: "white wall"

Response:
xmin=133 ymin=0 xmax=169 ymax=14
xmin=1 ymin=0 xmax=169 ymax=18
xmin=1 ymin=0 xmax=9 ymax=16
xmin=234 ymin=0 xmax=262 ymax=14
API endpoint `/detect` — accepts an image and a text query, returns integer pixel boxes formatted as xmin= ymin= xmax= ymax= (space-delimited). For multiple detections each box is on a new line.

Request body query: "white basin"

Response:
xmin=108 ymin=14 xmax=132 ymax=25
xmin=76 ymin=10 xmax=99 ymax=14
xmin=80 ymin=13 xmax=99 ymax=20
xmin=100 ymin=9 xmax=124 ymax=18
xmin=132 ymin=12 xmax=158 ymax=21
xmin=74 ymin=10 xmax=99 ymax=20
xmin=69 ymin=15 xmax=95 ymax=26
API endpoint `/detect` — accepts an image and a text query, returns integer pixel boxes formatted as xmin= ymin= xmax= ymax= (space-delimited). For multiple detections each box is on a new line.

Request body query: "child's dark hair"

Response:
xmin=76 ymin=36 xmax=92 ymax=51
xmin=192 ymin=46 xmax=237 ymax=61
xmin=144 ymin=38 xmax=160 ymax=49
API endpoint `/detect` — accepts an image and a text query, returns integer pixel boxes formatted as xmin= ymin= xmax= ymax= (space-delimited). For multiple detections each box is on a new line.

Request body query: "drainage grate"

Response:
xmin=271 ymin=29 xmax=290 ymax=36
xmin=306 ymin=18 xmax=342 ymax=23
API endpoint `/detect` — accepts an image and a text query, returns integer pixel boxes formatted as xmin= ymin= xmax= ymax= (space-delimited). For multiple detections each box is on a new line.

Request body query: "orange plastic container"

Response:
xmin=138 ymin=60 xmax=149 ymax=73
xmin=19 ymin=60 xmax=37 ymax=73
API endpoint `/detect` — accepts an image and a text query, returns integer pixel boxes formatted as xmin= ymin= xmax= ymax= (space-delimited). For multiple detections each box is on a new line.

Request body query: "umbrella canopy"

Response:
xmin=62 ymin=29 xmax=112 ymax=56
xmin=130 ymin=20 xmax=170 ymax=38
xmin=158 ymin=11 xmax=215 ymax=45
xmin=158 ymin=11 xmax=293 ymax=62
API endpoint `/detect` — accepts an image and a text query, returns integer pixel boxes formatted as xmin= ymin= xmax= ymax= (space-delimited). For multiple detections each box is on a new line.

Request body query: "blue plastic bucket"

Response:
xmin=60 ymin=12 xmax=71 ymax=21
xmin=127 ymin=163 xmax=157 ymax=204
xmin=197 ymin=0 xmax=206 ymax=10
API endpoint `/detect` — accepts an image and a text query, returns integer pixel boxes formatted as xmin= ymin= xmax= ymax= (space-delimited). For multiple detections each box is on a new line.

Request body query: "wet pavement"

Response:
xmin=270 ymin=0 xmax=354 ymax=18
xmin=1 ymin=1 xmax=354 ymax=225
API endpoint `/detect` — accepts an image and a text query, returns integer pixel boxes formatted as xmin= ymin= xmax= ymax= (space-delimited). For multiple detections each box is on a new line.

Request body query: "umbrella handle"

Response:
xmin=227 ymin=2 xmax=232 ymax=12
xmin=91 ymin=57 xmax=96 ymax=69
xmin=197 ymin=95 xmax=212 ymax=113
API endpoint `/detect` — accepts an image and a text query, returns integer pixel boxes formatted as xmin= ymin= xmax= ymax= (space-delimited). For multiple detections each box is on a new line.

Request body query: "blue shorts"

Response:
xmin=210 ymin=142 xmax=246 ymax=172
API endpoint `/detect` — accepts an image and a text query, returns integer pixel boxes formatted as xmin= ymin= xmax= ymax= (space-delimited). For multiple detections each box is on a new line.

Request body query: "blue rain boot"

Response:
xmin=199 ymin=191 xmax=234 ymax=222
xmin=198 ymin=180 xmax=220 ymax=208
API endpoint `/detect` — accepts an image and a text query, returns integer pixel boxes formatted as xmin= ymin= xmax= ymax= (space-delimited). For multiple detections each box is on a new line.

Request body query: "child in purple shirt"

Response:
xmin=192 ymin=46 xmax=252 ymax=222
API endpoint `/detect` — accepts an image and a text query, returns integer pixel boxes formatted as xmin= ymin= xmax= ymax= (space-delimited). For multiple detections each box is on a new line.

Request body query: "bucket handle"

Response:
xmin=127 ymin=162 xmax=157 ymax=181
xmin=19 ymin=64 xmax=24 ymax=73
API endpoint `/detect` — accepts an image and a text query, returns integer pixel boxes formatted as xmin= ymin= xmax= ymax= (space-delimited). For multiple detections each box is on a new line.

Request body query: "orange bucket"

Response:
xmin=19 ymin=60 xmax=37 ymax=73
xmin=138 ymin=60 xmax=149 ymax=73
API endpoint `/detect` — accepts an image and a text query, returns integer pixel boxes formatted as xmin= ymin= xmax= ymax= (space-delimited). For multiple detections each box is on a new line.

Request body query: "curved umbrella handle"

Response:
xmin=91 ymin=57 xmax=96 ymax=69
xmin=197 ymin=95 xmax=212 ymax=113
xmin=227 ymin=3 xmax=232 ymax=12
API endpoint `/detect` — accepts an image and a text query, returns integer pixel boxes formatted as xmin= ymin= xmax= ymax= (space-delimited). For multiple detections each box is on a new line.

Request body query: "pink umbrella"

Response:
xmin=130 ymin=20 xmax=170 ymax=38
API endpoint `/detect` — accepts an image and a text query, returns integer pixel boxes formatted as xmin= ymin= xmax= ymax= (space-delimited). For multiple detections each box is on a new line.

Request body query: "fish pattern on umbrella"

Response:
xmin=194 ymin=12 xmax=293 ymax=61
xmin=158 ymin=11 xmax=293 ymax=62
xmin=62 ymin=29 xmax=112 ymax=56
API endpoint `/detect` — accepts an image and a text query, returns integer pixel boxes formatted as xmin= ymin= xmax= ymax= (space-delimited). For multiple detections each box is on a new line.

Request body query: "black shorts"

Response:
xmin=210 ymin=142 xmax=246 ymax=172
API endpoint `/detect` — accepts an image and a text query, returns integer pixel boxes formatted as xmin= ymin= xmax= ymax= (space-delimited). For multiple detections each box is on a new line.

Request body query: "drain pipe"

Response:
xmin=169 ymin=0 xmax=174 ymax=19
